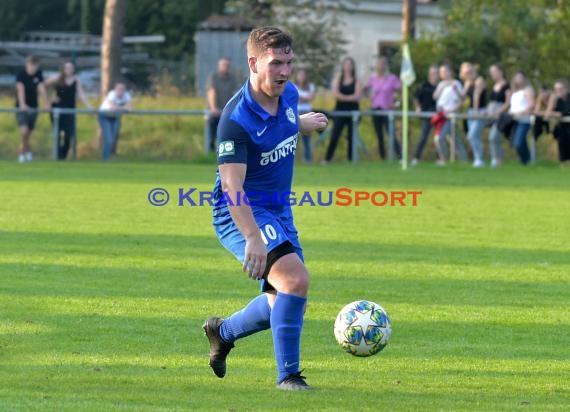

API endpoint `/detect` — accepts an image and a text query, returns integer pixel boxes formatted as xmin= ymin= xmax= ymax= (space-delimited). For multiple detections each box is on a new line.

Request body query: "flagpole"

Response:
xmin=400 ymin=42 xmax=415 ymax=171
xmin=402 ymin=69 xmax=409 ymax=171
xmin=401 ymin=0 xmax=416 ymax=171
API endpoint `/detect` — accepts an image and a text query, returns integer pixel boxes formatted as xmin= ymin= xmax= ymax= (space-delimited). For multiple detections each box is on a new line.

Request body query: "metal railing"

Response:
xmin=1 ymin=107 xmax=568 ymax=162
xmin=317 ymin=109 xmax=570 ymax=163
xmin=0 ymin=107 xmax=209 ymax=160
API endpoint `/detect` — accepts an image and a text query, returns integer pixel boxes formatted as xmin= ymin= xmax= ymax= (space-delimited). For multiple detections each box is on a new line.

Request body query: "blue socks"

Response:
xmin=270 ymin=292 xmax=307 ymax=383
xmin=218 ymin=291 xmax=307 ymax=383
xmin=219 ymin=294 xmax=271 ymax=343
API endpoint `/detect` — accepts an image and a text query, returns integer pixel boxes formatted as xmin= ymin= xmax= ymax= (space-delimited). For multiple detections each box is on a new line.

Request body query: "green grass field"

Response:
xmin=1 ymin=160 xmax=569 ymax=411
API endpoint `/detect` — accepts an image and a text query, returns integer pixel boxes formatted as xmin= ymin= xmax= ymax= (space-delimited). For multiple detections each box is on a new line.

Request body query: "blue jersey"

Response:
xmin=213 ymin=80 xmax=300 ymax=212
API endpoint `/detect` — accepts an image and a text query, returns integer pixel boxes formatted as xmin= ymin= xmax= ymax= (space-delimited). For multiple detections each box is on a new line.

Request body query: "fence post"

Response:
xmin=71 ymin=110 xmax=78 ymax=160
xmin=388 ymin=111 xmax=395 ymax=161
xmin=351 ymin=111 xmax=359 ymax=163
xmin=450 ymin=114 xmax=456 ymax=163
xmin=203 ymin=111 xmax=210 ymax=155
xmin=52 ymin=108 xmax=60 ymax=160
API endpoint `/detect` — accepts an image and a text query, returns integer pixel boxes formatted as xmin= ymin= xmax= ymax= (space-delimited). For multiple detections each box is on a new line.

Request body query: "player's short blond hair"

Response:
xmin=247 ymin=26 xmax=293 ymax=57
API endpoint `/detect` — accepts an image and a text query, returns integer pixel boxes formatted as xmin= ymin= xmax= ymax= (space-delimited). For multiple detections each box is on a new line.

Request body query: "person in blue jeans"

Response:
xmin=98 ymin=82 xmax=132 ymax=161
xmin=460 ymin=62 xmax=488 ymax=168
xmin=508 ymin=71 xmax=535 ymax=165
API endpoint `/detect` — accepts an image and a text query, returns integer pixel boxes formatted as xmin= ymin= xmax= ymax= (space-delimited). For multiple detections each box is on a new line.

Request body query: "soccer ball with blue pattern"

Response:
xmin=334 ymin=300 xmax=391 ymax=357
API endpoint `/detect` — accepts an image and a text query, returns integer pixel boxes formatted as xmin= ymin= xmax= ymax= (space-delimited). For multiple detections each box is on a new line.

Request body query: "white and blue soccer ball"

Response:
xmin=334 ymin=300 xmax=391 ymax=357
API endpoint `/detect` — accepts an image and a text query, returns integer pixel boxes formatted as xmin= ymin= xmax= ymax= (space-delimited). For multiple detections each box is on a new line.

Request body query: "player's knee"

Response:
xmin=289 ymin=270 xmax=310 ymax=295
xmin=269 ymin=253 xmax=310 ymax=296
xmin=276 ymin=267 xmax=309 ymax=296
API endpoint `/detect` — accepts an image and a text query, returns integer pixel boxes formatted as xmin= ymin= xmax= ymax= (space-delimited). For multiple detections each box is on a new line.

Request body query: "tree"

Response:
xmin=225 ymin=0 xmax=352 ymax=86
xmin=123 ymin=0 xmax=228 ymax=60
xmin=408 ymin=0 xmax=570 ymax=86
xmin=100 ymin=0 xmax=128 ymax=95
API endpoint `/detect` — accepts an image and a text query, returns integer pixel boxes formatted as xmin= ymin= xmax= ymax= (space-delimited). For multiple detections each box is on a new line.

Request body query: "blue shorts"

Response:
xmin=213 ymin=206 xmax=304 ymax=292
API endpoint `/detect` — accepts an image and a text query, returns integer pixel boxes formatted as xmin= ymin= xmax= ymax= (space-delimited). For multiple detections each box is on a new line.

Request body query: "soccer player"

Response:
xmin=204 ymin=27 xmax=328 ymax=391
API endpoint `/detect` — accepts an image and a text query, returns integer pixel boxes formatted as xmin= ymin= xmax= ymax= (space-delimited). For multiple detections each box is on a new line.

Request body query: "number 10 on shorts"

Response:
xmin=260 ymin=224 xmax=277 ymax=245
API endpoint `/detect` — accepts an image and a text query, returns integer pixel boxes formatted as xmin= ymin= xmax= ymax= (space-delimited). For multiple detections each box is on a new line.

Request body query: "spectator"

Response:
xmin=433 ymin=63 xmax=467 ymax=165
xmin=206 ymin=57 xmax=240 ymax=152
xmin=508 ymin=71 xmax=535 ymax=165
xmin=324 ymin=57 xmax=362 ymax=163
xmin=411 ymin=64 xmax=439 ymax=165
xmin=45 ymin=61 xmax=93 ymax=160
xmin=533 ymin=84 xmax=552 ymax=141
xmin=293 ymin=68 xmax=316 ymax=163
xmin=98 ymin=81 xmax=132 ymax=161
xmin=462 ymin=62 xmax=488 ymax=168
xmin=486 ymin=64 xmax=511 ymax=167
xmin=14 ymin=55 xmax=50 ymax=163
xmin=366 ymin=56 xmax=401 ymax=160
xmin=545 ymin=79 xmax=570 ymax=167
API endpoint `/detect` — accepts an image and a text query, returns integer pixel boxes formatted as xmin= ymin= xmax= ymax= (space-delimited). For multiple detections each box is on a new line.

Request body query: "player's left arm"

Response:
xmin=299 ymin=112 xmax=328 ymax=134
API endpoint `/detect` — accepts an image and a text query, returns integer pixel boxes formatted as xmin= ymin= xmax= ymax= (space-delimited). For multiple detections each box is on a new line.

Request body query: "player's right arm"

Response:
xmin=219 ymin=163 xmax=267 ymax=279
xmin=217 ymin=113 xmax=267 ymax=279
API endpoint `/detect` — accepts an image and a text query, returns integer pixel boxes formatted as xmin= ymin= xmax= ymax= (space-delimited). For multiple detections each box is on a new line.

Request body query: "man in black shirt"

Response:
xmin=15 ymin=55 xmax=50 ymax=163
xmin=411 ymin=64 xmax=439 ymax=165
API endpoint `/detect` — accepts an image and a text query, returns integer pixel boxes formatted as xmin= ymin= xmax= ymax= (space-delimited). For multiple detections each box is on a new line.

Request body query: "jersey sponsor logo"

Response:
xmin=256 ymin=125 xmax=268 ymax=136
xmin=286 ymin=107 xmax=296 ymax=124
xmin=218 ymin=141 xmax=235 ymax=156
xmin=260 ymin=134 xmax=297 ymax=166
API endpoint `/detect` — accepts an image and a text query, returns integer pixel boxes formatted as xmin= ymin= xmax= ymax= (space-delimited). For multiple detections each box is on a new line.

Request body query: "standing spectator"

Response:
xmin=366 ymin=56 xmax=401 ymax=160
xmin=98 ymin=81 xmax=132 ymax=161
xmin=433 ymin=63 xmax=467 ymax=165
xmin=14 ymin=55 xmax=50 ymax=163
xmin=486 ymin=64 xmax=511 ymax=167
xmin=45 ymin=61 xmax=93 ymax=160
xmin=206 ymin=57 xmax=240 ymax=152
xmin=462 ymin=63 xmax=488 ymax=168
xmin=293 ymin=68 xmax=316 ymax=163
xmin=324 ymin=57 xmax=362 ymax=163
xmin=508 ymin=71 xmax=535 ymax=165
xmin=546 ymin=79 xmax=570 ymax=167
xmin=411 ymin=64 xmax=439 ymax=165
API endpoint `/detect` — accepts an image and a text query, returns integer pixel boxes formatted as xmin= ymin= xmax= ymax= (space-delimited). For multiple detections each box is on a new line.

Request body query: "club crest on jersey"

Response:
xmin=286 ymin=107 xmax=296 ymax=124
xmin=218 ymin=141 xmax=235 ymax=156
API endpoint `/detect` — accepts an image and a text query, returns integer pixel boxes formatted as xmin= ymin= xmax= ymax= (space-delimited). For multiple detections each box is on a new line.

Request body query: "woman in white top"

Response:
xmin=293 ymin=68 xmax=316 ymax=162
xmin=98 ymin=81 xmax=132 ymax=161
xmin=432 ymin=63 xmax=468 ymax=165
xmin=508 ymin=71 xmax=534 ymax=165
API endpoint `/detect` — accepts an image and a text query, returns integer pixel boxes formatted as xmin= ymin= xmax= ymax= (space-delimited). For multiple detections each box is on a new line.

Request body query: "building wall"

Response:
xmin=330 ymin=1 xmax=442 ymax=80
xmin=194 ymin=30 xmax=250 ymax=96
xmin=194 ymin=1 xmax=442 ymax=95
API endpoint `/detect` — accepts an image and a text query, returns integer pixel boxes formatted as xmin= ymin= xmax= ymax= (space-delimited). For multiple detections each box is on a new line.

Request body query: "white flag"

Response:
xmin=400 ymin=43 xmax=416 ymax=87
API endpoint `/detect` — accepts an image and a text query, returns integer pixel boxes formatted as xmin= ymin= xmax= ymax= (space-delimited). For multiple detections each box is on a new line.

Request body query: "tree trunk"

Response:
xmin=401 ymin=0 xmax=417 ymax=42
xmin=101 ymin=0 xmax=128 ymax=96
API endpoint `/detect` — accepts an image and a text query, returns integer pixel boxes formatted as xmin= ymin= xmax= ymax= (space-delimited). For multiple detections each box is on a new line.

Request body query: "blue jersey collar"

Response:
xmin=244 ymin=79 xmax=290 ymax=121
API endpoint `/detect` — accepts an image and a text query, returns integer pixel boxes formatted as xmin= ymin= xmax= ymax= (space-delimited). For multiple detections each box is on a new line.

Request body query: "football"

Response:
xmin=334 ymin=300 xmax=391 ymax=357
